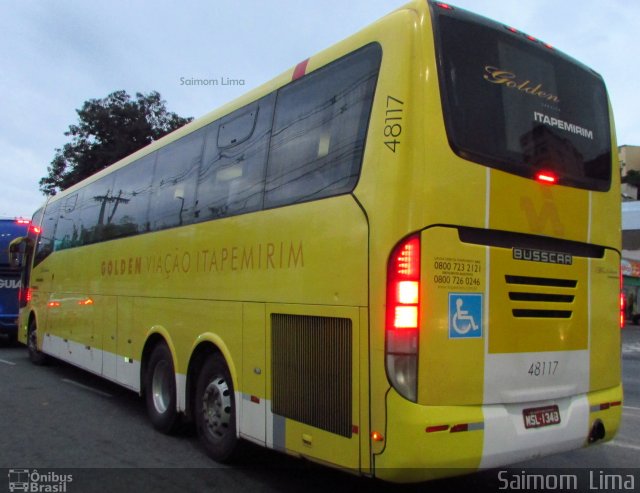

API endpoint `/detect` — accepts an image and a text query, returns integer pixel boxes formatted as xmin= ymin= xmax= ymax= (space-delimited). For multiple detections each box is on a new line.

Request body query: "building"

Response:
xmin=621 ymin=146 xmax=640 ymax=318
xmin=620 ymin=144 xmax=640 ymax=200
xmin=622 ymin=200 xmax=640 ymax=319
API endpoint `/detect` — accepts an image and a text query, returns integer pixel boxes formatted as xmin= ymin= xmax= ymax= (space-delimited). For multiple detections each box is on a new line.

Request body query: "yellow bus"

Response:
xmin=16 ymin=0 xmax=622 ymax=483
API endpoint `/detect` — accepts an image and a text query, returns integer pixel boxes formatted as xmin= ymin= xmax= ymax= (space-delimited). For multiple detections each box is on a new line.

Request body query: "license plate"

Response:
xmin=523 ymin=405 xmax=561 ymax=429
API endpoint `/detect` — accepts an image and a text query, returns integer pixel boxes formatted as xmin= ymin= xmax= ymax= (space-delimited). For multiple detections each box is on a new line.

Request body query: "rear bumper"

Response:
xmin=0 ymin=315 xmax=18 ymax=335
xmin=374 ymin=385 xmax=622 ymax=483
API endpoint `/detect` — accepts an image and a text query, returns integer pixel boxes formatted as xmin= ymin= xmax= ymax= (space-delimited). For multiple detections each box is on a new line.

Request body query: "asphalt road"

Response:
xmin=0 ymin=326 xmax=638 ymax=493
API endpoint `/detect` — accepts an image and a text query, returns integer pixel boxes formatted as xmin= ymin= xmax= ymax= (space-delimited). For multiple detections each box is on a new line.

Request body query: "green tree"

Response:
xmin=40 ymin=90 xmax=193 ymax=195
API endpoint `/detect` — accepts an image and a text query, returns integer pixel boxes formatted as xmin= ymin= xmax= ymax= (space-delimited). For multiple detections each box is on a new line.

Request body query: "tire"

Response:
xmin=27 ymin=319 xmax=48 ymax=365
xmin=195 ymin=354 xmax=239 ymax=462
xmin=145 ymin=343 xmax=179 ymax=433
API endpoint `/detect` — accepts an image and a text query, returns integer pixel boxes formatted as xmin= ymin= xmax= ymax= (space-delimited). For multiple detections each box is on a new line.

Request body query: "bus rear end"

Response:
xmin=0 ymin=219 xmax=30 ymax=342
xmin=375 ymin=1 xmax=621 ymax=481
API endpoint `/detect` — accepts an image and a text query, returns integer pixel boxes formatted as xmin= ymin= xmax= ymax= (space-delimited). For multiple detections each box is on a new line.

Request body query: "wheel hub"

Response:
xmin=151 ymin=360 xmax=172 ymax=414
xmin=202 ymin=377 xmax=231 ymax=439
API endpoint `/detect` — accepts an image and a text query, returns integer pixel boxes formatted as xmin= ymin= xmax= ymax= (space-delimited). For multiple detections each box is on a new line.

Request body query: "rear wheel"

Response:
xmin=145 ymin=343 xmax=179 ymax=433
xmin=27 ymin=319 xmax=47 ymax=365
xmin=195 ymin=354 xmax=238 ymax=462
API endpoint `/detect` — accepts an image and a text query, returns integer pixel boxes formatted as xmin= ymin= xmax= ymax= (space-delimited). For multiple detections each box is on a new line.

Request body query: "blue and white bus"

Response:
xmin=0 ymin=218 xmax=31 ymax=344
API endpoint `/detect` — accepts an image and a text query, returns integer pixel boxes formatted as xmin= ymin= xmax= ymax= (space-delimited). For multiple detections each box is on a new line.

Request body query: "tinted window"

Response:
xmin=0 ymin=221 xmax=29 ymax=247
xmin=34 ymin=203 xmax=59 ymax=267
xmin=29 ymin=45 xmax=383 ymax=254
xmin=217 ymin=107 xmax=258 ymax=149
xmin=31 ymin=208 xmax=44 ymax=229
xmin=265 ymin=43 xmax=381 ymax=208
xmin=0 ymin=220 xmax=29 ymax=265
xmin=0 ymin=221 xmax=28 ymax=241
xmin=77 ymin=175 xmax=116 ymax=245
xmin=150 ymin=131 xmax=204 ymax=230
xmin=196 ymin=95 xmax=275 ymax=220
xmin=106 ymin=155 xmax=154 ymax=239
xmin=24 ymin=208 xmax=43 ymax=267
xmin=433 ymin=10 xmax=611 ymax=191
xmin=55 ymin=192 xmax=82 ymax=250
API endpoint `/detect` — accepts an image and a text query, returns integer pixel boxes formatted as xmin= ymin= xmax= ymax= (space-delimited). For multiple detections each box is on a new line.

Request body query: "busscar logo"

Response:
xmin=513 ymin=247 xmax=572 ymax=265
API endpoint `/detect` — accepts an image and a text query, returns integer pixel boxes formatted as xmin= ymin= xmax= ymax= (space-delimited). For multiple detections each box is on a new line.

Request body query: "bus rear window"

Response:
xmin=433 ymin=8 xmax=612 ymax=191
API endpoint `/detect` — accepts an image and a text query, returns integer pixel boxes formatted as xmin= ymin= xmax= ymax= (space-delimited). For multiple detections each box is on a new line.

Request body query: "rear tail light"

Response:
xmin=19 ymin=287 xmax=32 ymax=308
xmin=535 ymin=171 xmax=558 ymax=185
xmin=386 ymin=235 xmax=421 ymax=402
xmin=435 ymin=2 xmax=454 ymax=10
xmin=503 ymin=25 xmax=553 ymax=50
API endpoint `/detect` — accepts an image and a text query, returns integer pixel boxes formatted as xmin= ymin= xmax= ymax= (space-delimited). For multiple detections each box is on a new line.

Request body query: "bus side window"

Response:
xmin=264 ymin=43 xmax=381 ymax=209
xmin=217 ymin=107 xmax=258 ymax=149
xmin=33 ymin=204 xmax=59 ymax=267
xmin=106 ymin=154 xmax=155 ymax=239
xmin=77 ymin=175 xmax=116 ymax=245
xmin=54 ymin=193 xmax=81 ymax=251
xmin=149 ymin=130 xmax=204 ymax=231
xmin=197 ymin=94 xmax=275 ymax=220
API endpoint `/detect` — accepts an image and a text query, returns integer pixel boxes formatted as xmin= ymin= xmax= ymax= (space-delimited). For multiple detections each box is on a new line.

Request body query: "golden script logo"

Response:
xmin=483 ymin=66 xmax=560 ymax=103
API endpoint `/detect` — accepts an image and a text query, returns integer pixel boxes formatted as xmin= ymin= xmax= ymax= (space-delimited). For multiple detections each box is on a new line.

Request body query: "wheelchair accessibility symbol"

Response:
xmin=449 ymin=293 xmax=483 ymax=339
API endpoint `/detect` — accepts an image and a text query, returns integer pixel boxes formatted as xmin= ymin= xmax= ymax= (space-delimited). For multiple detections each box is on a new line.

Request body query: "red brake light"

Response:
xmin=385 ymin=235 xmax=421 ymax=402
xmin=16 ymin=219 xmax=30 ymax=225
xmin=535 ymin=171 xmax=558 ymax=185
xmin=504 ymin=25 xmax=552 ymax=49
xmin=19 ymin=287 xmax=32 ymax=307
xmin=393 ymin=237 xmax=420 ymax=281
xmin=388 ymin=236 xmax=421 ymax=330
xmin=435 ymin=2 xmax=454 ymax=10
xmin=30 ymin=226 xmax=41 ymax=235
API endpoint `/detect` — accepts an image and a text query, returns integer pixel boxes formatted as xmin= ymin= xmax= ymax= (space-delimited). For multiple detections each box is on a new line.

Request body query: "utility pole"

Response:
xmin=94 ymin=190 xmax=130 ymax=226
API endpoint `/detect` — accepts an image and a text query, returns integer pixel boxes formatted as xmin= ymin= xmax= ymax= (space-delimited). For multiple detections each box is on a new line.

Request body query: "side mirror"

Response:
xmin=8 ymin=236 xmax=28 ymax=269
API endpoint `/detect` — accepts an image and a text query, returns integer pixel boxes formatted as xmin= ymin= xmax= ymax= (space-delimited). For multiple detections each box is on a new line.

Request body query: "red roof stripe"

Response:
xmin=292 ymin=58 xmax=310 ymax=80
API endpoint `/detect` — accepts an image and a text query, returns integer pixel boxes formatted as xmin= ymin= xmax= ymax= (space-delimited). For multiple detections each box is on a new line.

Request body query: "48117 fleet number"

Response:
xmin=384 ymin=95 xmax=404 ymax=153
xmin=528 ymin=361 xmax=559 ymax=377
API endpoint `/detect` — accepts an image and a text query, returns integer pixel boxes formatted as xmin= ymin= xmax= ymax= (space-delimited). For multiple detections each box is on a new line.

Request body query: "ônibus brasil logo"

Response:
xmin=7 ymin=469 xmax=73 ymax=492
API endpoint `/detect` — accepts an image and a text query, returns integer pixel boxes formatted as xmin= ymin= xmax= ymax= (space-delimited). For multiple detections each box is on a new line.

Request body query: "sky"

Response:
xmin=1 ymin=0 xmax=638 ymax=218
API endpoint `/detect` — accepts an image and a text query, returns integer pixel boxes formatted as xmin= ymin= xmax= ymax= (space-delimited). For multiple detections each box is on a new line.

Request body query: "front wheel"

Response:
xmin=145 ymin=343 xmax=179 ymax=433
xmin=27 ymin=319 xmax=47 ymax=365
xmin=195 ymin=354 xmax=239 ymax=462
